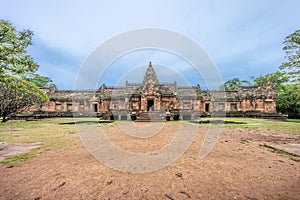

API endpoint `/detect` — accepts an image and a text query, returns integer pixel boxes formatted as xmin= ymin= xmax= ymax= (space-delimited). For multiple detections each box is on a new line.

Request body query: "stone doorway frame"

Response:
xmin=147 ymin=99 xmax=154 ymax=111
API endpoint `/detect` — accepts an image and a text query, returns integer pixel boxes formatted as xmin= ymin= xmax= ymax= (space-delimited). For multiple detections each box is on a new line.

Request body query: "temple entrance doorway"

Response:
xmin=147 ymin=99 xmax=154 ymax=111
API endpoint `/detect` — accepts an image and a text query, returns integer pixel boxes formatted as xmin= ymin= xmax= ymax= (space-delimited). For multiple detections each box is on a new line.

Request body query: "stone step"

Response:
xmin=136 ymin=112 xmax=166 ymax=122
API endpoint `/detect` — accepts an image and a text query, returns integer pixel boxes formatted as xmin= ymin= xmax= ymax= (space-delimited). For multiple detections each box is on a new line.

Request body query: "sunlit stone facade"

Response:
xmin=26 ymin=62 xmax=278 ymax=120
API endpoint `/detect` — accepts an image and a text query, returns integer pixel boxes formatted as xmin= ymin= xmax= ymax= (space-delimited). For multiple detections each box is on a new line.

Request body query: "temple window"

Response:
xmin=55 ymin=103 xmax=61 ymax=111
xmin=79 ymin=103 xmax=85 ymax=110
xmin=218 ymin=103 xmax=225 ymax=110
xmin=93 ymin=104 xmax=98 ymax=112
xmin=67 ymin=103 xmax=73 ymax=112
xmin=205 ymin=103 xmax=210 ymax=112
xmin=230 ymin=103 xmax=237 ymax=110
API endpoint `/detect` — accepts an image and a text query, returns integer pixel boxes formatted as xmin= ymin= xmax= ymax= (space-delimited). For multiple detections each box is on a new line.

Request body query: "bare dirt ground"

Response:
xmin=0 ymin=122 xmax=300 ymax=200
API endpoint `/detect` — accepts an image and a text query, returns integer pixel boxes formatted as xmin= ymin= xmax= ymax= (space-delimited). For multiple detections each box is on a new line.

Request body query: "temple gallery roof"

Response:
xmin=42 ymin=62 xmax=275 ymax=101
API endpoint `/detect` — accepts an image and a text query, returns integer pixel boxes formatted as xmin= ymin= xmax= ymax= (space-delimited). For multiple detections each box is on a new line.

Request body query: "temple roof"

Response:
xmin=142 ymin=62 xmax=159 ymax=86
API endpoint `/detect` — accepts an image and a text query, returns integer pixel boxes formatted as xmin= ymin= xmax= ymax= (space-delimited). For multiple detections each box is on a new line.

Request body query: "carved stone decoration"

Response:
xmin=21 ymin=61 xmax=281 ymax=120
xmin=142 ymin=62 xmax=159 ymax=86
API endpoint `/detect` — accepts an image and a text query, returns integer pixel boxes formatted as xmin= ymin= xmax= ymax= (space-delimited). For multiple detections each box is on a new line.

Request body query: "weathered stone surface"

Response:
xmin=17 ymin=62 xmax=281 ymax=120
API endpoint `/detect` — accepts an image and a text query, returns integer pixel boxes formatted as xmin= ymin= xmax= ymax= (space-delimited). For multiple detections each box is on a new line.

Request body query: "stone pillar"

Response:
xmin=154 ymin=98 xmax=159 ymax=111
xmin=257 ymin=99 xmax=264 ymax=111
xmin=141 ymin=97 xmax=146 ymax=111
xmin=73 ymin=102 xmax=79 ymax=112
xmin=241 ymin=100 xmax=245 ymax=111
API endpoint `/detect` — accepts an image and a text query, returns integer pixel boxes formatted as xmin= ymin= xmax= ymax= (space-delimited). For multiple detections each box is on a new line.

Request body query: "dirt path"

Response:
xmin=0 ymin=123 xmax=299 ymax=199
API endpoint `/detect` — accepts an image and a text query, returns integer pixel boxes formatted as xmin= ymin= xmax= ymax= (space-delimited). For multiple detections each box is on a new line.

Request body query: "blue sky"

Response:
xmin=1 ymin=0 xmax=300 ymax=89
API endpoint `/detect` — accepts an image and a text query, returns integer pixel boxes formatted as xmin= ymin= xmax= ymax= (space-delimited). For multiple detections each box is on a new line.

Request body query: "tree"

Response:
xmin=253 ymin=71 xmax=298 ymax=116
xmin=276 ymin=84 xmax=300 ymax=117
xmin=0 ymin=76 xmax=49 ymax=122
xmin=0 ymin=20 xmax=49 ymax=122
xmin=221 ymin=77 xmax=250 ymax=91
xmin=280 ymin=30 xmax=300 ymax=83
xmin=277 ymin=30 xmax=300 ymax=117
xmin=249 ymin=30 xmax=300 ymax=118
xmin=22 ymin=74 xmax=53 ymax=87
xmin=0 ymin=20 xmax=38 ymax=76
xmin=254 ymin=71 xmax=288 ymax=89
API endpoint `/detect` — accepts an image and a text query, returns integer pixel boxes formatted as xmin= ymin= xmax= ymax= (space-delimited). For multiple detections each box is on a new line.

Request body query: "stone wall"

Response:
xmin=18 ymin=63 xmax=280 ymax=120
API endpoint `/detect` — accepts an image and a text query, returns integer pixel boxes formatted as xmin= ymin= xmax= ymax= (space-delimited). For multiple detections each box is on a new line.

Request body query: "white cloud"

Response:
xmin=1 ymin=0 xmax=300 ymax=88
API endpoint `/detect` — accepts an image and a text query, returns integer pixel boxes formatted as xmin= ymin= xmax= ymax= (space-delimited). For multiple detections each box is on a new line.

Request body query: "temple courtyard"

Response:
xmin=0 ymin=118 xmax=300 ymax=199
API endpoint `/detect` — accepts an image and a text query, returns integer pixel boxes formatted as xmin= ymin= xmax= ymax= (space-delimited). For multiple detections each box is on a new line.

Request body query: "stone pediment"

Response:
xmin=141 ymin=79 xmax=160 ymax=97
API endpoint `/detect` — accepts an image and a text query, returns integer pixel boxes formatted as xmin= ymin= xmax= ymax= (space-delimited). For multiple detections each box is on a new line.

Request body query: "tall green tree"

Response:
xmin=0 ymin=20 xmax=38 ymax=76
xmin=280 ymin=29 xmax=300 ymax=83
xmin=255 ymin=30 xmax=300 ymax=118
xmin=278 ymin=30 xmax=300 ymax=117
xmin=0 ymin=20 xmax=49 ymax=122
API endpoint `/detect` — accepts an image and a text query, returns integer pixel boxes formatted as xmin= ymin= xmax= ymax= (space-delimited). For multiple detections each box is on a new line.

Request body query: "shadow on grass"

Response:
xmin=59 ymin=120 xmax=113 ymax=125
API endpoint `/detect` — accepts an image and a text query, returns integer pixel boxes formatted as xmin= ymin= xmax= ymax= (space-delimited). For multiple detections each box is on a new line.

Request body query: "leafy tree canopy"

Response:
xmin=221 ymin=78 xmax=250 ymax=91
xmin=22 ymin=74 xmax=53 ymax=87
xmin=253 ymin=71 xmax=288 ymax=89
xmin=276 ymin=84 xmax=300 ymax=117
xmin=251 ymin=30 xmax=300 ymax=118
xmin=0 ymin=75 xmax=49 ymax=122
xmin=0 ymin=20 xmax=50 ymax=122
xmin=280 ymin=29 xmax=300 ymax=83
xmin=0 ymin=20 xmax=38 ymax=76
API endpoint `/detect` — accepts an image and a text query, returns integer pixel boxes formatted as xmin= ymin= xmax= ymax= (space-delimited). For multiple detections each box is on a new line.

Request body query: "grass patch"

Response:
xmin=259 ymin=144 xmax=300 ymax=162
xmin=287 ymin=119 xmax=300 ymax=123
xmin=168 ymin=120 xmax=191 ymax=125
xmin=199 ymin=117 xmax=300 ymax=134
xmin=1 ymin=152 xmax=31 ymax=168
xmin=0 ymin=118 xmax=79 ymax=167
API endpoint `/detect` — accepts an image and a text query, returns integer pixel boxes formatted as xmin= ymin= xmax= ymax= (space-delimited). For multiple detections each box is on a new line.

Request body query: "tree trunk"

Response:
xmin=2 ymin=115 xmax=8 ymax=122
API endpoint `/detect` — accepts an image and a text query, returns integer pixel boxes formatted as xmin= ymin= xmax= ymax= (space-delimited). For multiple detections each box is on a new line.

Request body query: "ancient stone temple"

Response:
xmin=19 ymin=62 xmax=282 ymax=121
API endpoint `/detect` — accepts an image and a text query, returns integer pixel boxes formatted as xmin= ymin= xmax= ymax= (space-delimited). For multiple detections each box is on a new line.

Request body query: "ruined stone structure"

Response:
xmin=22 ymin=62 xmax=281 ymax=121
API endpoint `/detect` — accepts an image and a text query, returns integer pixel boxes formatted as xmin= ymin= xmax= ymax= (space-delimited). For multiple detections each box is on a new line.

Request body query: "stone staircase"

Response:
xmin=135 ymin=111 xmax=166 ymax=122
